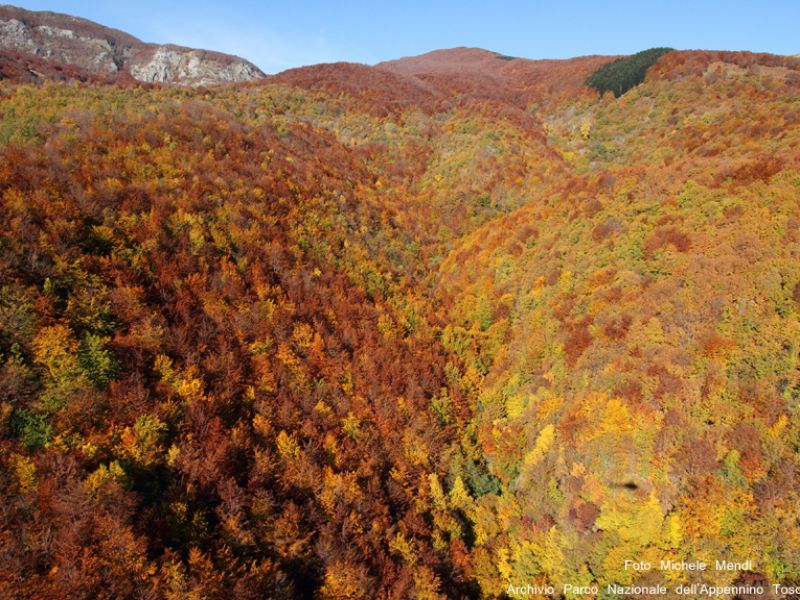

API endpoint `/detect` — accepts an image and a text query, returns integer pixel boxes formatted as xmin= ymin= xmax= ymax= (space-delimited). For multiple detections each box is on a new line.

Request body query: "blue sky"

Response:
xmin=10 ymin=1 xmax=800 ymax=73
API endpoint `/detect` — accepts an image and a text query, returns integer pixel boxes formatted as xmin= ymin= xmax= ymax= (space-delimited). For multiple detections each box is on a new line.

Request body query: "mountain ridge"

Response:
xmin=0 ymin=4 xmax=265 ymax=85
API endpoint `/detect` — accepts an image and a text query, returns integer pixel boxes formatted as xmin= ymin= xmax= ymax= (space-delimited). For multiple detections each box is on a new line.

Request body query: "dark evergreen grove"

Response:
xmin=586 ymin=47 xmax=674 ymax=96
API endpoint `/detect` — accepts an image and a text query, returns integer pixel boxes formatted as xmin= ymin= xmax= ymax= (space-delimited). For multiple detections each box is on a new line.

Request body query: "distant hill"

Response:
xmin=378 ymin=47 xmax=615 ymax=104
xmin=271 ymin=47 xmax=616 ymax=119
xmin=0 ymin=4 xmax=265 ymax=85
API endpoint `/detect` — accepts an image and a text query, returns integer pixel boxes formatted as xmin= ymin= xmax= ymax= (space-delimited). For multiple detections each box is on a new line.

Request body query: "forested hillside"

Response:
xmin=2 ymin=39 xmax=800 ymax=599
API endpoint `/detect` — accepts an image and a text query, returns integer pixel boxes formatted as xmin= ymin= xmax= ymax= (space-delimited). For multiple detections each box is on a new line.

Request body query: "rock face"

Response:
xmin=128 ymin=46 xmax=263 ymax=85
xmin=0 ymin=4 xmax=265 ymax=85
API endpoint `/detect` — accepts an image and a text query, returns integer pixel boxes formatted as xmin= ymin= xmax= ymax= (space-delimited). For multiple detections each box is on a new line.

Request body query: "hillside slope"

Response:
xmin=2 ymin=17 xmax=800 ymax=599
xmin=437 ymin=51 xmax=800 ymax=593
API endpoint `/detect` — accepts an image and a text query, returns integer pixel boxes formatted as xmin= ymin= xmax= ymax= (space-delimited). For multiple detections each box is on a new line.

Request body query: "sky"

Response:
xmin=9 ymin=1 xmax=800 ymax=74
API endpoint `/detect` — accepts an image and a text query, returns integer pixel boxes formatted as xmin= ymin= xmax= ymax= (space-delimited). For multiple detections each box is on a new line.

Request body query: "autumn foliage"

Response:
xmin=2 ymin=44 xmax=800 ymax=598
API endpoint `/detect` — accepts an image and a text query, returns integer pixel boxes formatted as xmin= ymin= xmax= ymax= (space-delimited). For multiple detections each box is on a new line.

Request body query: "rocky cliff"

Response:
xmin=0 ymin=4 xmax=265 ymax=85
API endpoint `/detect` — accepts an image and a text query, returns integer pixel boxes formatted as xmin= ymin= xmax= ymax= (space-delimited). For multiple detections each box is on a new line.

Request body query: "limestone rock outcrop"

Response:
xmin=0 ymin=5 xmax=265 ymax=85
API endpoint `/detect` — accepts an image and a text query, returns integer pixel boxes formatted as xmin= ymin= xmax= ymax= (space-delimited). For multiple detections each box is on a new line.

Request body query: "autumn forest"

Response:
xmin=2 ymin=14 xmax=800 ymax=600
